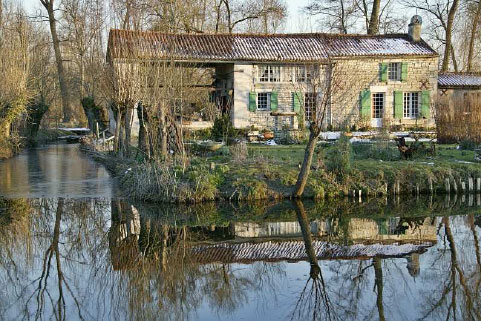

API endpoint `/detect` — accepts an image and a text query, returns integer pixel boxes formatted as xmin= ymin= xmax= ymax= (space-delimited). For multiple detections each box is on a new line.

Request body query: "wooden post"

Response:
xmin=358 ymin=190 xmax=362 ymax=203
xmin=461 ymin=181 xmax=466 ymax=193
xmin=453 ymin=179 xmax=458 ymax=194
xmin=445 ymin=178 xmax=450 ymax=194
xmin=468 ymin=177 xmax=474 ymax=192
xmin=477 ymin=177 xmax=481 ymax=192
xmin=428 ymin=178 xmax=433 ymax=195
xmin=469 ymin=194 xmax=474 ymax=207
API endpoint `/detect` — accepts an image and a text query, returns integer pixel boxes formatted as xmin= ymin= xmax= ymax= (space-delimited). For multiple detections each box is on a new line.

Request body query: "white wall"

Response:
xmin=232 ymin=64 xmax=253 ymax=128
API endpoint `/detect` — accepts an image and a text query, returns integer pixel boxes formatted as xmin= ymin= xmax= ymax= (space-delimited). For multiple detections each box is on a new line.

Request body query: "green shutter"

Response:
xmin=249 ymin=92 xmax=256 ymax=112
xmin=401 ymin=62 xmax=408 ymax=81
xmin=270 ymin=92 xmax=278 ymax=111
xmin=421 ymin=90 xmax=431 ymax=118
xmin=292 ymin=92 xmax=303 ymax=113
xmin=394 ymin=91 xmax=404 ymax=119
xmin=380 ymin=63 xmax=388 ymax=82
xmin=360 ymin=90 xmax=371 ymax=117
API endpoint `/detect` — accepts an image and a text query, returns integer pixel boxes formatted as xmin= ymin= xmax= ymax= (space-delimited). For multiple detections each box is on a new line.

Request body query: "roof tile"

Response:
xmin=107 ymin=30 xmax=438 ymax=62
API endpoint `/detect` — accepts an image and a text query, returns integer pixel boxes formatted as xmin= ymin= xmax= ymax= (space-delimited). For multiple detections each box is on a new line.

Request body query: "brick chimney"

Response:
xmin=408 ymin=15 xmax=422 ymax=42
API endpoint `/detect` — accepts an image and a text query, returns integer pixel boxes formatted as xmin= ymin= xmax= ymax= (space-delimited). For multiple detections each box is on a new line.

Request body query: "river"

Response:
xmin=0 ymin=144 xmax=480 ymax=321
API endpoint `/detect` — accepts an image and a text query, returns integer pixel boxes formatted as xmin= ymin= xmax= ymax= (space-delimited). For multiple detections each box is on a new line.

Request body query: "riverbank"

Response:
xmin=0 ymin=129 xmax=73 ymax=161
xmin=81 ymin=139 xmax=481 ymax=203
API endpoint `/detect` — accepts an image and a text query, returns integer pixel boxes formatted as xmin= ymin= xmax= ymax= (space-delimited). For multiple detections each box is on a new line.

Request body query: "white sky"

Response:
xmin=19 ymin=0 xmax=313 ymax=33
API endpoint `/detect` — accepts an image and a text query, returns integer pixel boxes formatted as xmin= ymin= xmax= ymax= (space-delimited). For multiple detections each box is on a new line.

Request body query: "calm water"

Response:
xmin=0 ymin=145 xmax=480 ymax=321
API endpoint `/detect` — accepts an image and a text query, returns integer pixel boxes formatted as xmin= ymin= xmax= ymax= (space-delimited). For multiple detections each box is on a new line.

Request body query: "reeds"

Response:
xmin=436 ymin=91 xmax=481 ymax=143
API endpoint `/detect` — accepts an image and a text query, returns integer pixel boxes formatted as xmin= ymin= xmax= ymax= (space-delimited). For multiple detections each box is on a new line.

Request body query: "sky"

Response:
xmin=19 ymin=0 xmax=313 ymax=33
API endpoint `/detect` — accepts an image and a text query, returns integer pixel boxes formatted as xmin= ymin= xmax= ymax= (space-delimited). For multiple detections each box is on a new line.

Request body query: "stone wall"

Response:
xmin=331 ymin=56 xmax=438 ymax=129
xmin=231 ymin=56 xmax=438 ymax=130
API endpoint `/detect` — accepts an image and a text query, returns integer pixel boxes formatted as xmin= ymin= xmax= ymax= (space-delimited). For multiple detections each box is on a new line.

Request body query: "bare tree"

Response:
xmin=305 ymin=0 xmax=358 ymax=34
xmin=403 ymin=0 xmax=460 ymax=72
xmin=293 ymin=60 xmax=336 ymax=197
xmin=39 ymin=0 xmax=75 ymax=122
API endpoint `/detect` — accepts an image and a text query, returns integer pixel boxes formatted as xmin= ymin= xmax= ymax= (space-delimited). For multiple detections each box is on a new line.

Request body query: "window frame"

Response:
xmin=372 ymin=92 xmax=385 ymax=119
xmin=257 ymin=92 xmax=271 ymax=111
xmin=304 ymin=92 xmax=317 ymax=121
xmin=388 ymin=62 xmax=402 ymax=81
xmin=258 ymin=65 xmax=281 ymax=83
xmin=403 ymin=92 xmax=420 ymax=119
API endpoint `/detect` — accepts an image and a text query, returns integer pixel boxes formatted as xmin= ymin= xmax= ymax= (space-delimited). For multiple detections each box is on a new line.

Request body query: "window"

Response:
xmin=372 ymin=92 xmax=385 ymax=118
xmin=296 ymin=66 xmax=306 ymax=82
xmin=258 ymin=65 xmax=281 ymax=82
xmin=257 ymin=92 xmax=270 ymax=110
xmin=304 ymin=93 xmax=316 ymax=121
xmin=404 ymin=92 xmax=419 ymax=118
xmin=388 ymin=63 xmax=401 ymax=81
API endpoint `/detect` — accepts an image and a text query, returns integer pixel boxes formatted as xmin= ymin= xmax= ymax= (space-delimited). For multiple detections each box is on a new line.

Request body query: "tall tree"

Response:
xmin=39 ymin=0 xmax=74 ymax=122
xmin=467 ymin=0 xmax=481 ymax=72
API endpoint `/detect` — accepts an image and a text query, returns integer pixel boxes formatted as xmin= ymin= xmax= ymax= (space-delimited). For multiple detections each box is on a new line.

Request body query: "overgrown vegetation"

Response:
xmin=83 ymin=136 xmax=481 ymax=203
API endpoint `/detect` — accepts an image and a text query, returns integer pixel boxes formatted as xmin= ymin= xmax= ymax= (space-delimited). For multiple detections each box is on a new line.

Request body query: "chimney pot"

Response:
xmin=408 ymin=15 xmax=423 ymax=42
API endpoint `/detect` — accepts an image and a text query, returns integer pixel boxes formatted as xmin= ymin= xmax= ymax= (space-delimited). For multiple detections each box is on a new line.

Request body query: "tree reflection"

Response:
xmin=291 ymin=199 xmax=338 ymax=321
xmin=421 ymin=216 xmax=481 ymax=321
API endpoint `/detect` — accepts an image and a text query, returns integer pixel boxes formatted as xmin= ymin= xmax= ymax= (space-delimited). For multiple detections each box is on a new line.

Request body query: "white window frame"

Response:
xmin=372 ymin=92 xmax=385 ymax=119
xmin=257 ymin=92 xmax=271 ymax=111
xmin=388 ymin=62 xmax=402 ymax=81
xmin=296 ymin=66 xmax=306 ymax=82
xmin=403 ymin=92 xmax=420 ymax=119
xmin=258 ymin=65 xmax=281 ymax=82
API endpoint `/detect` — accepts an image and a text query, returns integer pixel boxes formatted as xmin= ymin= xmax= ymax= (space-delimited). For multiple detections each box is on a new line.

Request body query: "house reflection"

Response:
xmin=108 ymin=202 xmax=437 ymax=274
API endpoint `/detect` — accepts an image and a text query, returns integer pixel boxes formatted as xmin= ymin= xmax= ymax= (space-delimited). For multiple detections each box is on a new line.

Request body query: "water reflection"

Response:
xmin=0 ymin=144 xmax=115 ymax=198
xmin=0 ymin=197 xmax=480 ymax=320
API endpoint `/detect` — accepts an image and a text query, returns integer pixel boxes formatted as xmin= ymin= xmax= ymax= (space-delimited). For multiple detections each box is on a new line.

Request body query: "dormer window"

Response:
xmin=388 ymin=63 xmax=402 ymax=81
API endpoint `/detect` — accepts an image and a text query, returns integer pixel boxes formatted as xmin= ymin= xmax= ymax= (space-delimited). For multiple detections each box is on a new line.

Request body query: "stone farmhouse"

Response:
xmin=107 ymin=15 xmax=438 ymax=133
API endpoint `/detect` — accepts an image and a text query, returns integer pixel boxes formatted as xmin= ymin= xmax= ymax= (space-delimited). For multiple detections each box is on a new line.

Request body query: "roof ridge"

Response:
xmin=109 ymin=28 xmax=410 ymax=39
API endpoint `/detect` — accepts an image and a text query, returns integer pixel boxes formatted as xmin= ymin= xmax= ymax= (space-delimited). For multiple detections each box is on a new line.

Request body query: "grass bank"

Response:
xmin=81 ymin=139 xmax=481 ymax=203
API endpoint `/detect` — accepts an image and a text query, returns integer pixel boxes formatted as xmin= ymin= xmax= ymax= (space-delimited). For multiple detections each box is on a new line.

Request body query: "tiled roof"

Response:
xmin=438 ymin=73 xmax=481 ymax=88
xmin=191 ymin=240 xmax=434 ymax=264
xmin=107 ymin=29 xmax=438 ymax=63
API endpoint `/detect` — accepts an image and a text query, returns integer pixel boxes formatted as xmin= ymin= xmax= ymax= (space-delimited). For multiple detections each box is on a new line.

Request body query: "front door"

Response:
xmin=371 ymin=92 xmax=385 ymax=128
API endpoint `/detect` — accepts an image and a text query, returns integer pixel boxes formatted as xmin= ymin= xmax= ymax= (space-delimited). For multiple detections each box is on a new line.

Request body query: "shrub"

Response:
xmin=325 ymin=133 xmax=353 ymax=180
xmin=211 ymin=114 xmax=237 ymax=141
xmin=459 ymin=139 xmax=477 ymax=151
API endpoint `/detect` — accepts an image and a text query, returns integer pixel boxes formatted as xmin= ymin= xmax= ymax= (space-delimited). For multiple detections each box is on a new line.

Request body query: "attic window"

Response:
xmin=258 ymin=65 xmax=281 ymax=82
xmin=388 ymin=63 xmax=402 ymax=81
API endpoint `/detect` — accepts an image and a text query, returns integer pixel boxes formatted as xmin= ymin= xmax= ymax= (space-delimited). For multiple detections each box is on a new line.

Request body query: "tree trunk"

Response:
xmin=293 ymin=199 xmax=320 ymax=279
xmin=159 ymin=103 xmax=168 ymax=157
xmin=374 ymin=257 xmax=385 ymax=321
xmin=124 ymin=104 xmax=133 ymax=157
xmin=467 ymin=0 xmax=481 ymax=72
xmin=293 ymin=130 xmax=319 ymax=197
xmin=367 ymin=0 xmax=381 ymax=35
xmin=138 ymin=103 xmax=150 ymax=158
xmin=442 ymin=0 xmax=459 ymax=72
xmin=41 ymin=0 xmax=74 ymax=123
xmin=451 ymin=44 xmax=458 ymax=72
